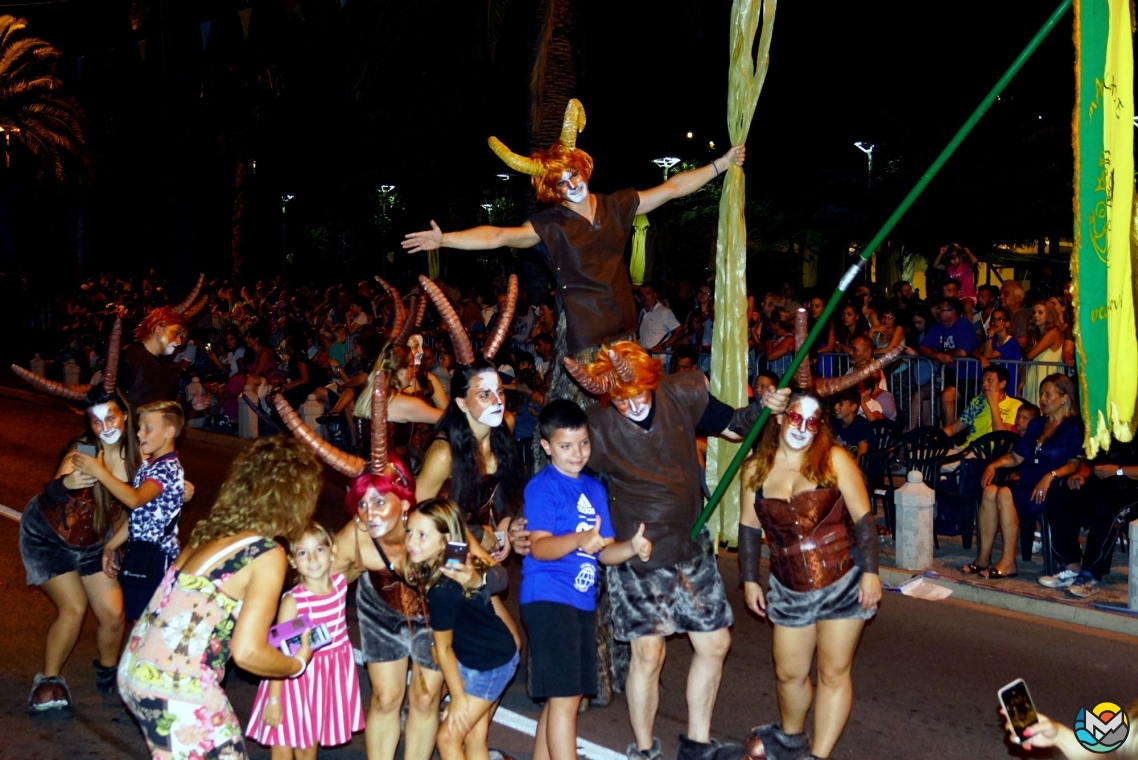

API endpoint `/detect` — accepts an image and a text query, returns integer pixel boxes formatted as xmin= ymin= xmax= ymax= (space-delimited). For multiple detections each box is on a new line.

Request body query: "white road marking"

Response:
xmin=0 ymin=504 xmax=22 ymax=522
xmin=492 ymin=706 xmax=626 ymax=760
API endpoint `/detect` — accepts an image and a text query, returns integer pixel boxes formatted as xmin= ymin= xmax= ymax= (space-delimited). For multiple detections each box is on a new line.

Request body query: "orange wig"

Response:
xmin=584 ymin=340 xmax=662 ymax=402
xmin=531 ymin=142 xmax=595 ymax=205
xmin=133 ymin=306 xmax=187 ymax=342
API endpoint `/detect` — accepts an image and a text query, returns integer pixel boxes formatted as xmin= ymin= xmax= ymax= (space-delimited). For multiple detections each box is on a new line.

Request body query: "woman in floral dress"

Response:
xmin=118 ymin=437 xmax=323 ymax=759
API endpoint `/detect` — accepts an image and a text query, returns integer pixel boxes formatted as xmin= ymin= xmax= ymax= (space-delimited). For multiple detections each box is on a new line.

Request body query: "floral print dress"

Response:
xmin=118 ymin=536 xmax=279 ymax=760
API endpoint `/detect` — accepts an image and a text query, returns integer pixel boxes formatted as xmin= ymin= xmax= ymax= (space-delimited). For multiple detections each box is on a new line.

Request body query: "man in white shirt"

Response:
xmin=638 ymin=282 xmax=680 ymax=353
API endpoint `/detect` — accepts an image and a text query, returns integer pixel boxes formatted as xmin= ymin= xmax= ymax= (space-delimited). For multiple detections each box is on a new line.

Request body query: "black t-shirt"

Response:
xmin=426 ymin=577 xmax=517 ymax=671
xmin=118 ymin=342 xmax=179 ymax=412
xmin=834 ymin=415 xmax=874 ymax=456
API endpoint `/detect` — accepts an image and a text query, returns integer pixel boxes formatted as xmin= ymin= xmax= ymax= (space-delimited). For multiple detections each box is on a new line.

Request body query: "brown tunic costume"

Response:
xmin=585 ymin=371 xmax=709 ymax=571
xmin=529 ymin=189 xmax=641 ymax=354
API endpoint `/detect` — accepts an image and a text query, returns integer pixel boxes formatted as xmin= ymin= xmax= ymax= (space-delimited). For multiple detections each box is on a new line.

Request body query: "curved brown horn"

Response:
xmin=482 ymin=274 xmax=518 ymax=360
xmin=393 ymin=294 xmax=418 ymax=347
xmin=375 ymin=276 xmax=406 ymax=340
xmin=420 ymin=275 xmax=474 ymax=366
xmin=171 ymin=273 xmax=205 ymax=314
xmin=559 ymin=98 xmax=586 ymax=149
xmin=11 ymin=365 xmax=89 ymax=401
xmin=182 ymin=295 xmax=209 ymax=319
xmin=271 ymin=393 xmax=366 ymax=477
xmin=412 ymin=290 xmax=427 ymax=326
xmin=815 ymin=344 xmax=905 ymax=397
xmin=793 ymin=308 xmax=813 ymax=390
xmin=562 ymin=356 xmax=615 ymax=396
xmin=370 ymin=371 xmax=388 ymax=475
xmin=608 ymin=347 xmax=636 ymax=384
xmin=102 ymin=318 xmax=123 ymax=394
xmin=488 ymin=136 xmax=543 ymax=177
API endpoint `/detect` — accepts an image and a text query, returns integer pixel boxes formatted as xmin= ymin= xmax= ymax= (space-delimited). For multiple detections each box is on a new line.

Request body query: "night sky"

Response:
xmin=0 ymin=0 xmax=1077 ymax=285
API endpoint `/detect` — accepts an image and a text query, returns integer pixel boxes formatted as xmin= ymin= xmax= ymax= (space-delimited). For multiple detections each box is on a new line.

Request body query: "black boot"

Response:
xmin=676 ymin=734 xmax=748 ymax=760
xmin=627 ymin=737 xmax=663 ymax=760
xmin=741 ymin=724 xmax=811 ymax=760
xmin=94 ymin=659 xmax=117 ymax=695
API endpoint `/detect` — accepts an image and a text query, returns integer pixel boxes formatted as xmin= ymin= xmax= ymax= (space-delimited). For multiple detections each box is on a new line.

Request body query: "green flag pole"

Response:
xmin=692 ymin=0 xmax=1073 ymax=540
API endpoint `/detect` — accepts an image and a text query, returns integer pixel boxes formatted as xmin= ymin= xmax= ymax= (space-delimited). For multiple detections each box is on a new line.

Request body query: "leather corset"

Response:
xmin=367 ymin=563 xmax=422 ymax=618
xmin=754 ymin=487 xmax=852 ymax=592
xmin=39 ymin=488 xmax=115 ymax=548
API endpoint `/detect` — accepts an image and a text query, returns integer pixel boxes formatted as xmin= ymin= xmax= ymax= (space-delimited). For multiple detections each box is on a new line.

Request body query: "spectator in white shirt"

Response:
xmin=638 ymin=282 xmax=680 ymax=353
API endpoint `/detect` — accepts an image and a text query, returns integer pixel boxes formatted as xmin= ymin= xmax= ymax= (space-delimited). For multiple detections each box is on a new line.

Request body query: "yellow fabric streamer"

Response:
xmin=427 ymin=249 xmax=440 ymax=281
xmin=630 ymin=214 xmax=649 ymax=286
xmin=706 ymin=0 xmax=776 ymax=546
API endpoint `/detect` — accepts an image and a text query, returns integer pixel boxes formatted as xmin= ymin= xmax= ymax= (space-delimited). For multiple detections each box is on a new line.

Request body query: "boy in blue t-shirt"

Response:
xmin=521 ymin=400 xmax=652 ymax=760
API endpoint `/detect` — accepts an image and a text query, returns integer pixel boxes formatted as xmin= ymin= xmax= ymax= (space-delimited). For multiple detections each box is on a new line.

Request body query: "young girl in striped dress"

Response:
xmin=247 ymin=522 xmax=364 ymax=758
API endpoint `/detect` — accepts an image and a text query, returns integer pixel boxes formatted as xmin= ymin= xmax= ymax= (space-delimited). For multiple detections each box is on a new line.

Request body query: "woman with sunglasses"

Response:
xmin=738 ymin=389 xmax=881 ymax=760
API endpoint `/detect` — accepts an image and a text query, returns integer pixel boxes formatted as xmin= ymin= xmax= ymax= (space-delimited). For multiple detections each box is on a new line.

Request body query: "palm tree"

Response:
xmin=0 ymin=15 xmax=91 ymax=183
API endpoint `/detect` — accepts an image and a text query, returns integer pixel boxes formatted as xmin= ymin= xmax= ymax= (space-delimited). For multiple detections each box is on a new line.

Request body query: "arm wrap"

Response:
xmin=851 ymin=512 xmax=879 ymax=574
xmin=728 ymin=402 xmax=764 ymax=437
xmin=44 ymin=477 xmax=70 ymax=504
xmin=738 ymin=524 xmax=764 ymax=584
xmin=477 ymin=564 xmax=509 ymax=598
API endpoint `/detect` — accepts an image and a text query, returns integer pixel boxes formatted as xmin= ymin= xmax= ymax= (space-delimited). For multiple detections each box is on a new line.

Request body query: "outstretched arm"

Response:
xmin=402 ymin=220 xmax=540 ymax=253
xmin=637 ymin=146 xmax=745 ymax=215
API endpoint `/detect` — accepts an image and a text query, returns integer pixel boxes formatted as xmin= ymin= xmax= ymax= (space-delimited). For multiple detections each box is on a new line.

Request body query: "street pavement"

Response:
xmin=0 ymin=392 xmax=1135 ymax=760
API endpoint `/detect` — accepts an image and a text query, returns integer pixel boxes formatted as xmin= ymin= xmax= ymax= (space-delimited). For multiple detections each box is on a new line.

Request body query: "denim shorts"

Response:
xmin=20 ymin=496 xmax=108 ymax=586
xmin=458 ymin=651 xmax=519 ymax=702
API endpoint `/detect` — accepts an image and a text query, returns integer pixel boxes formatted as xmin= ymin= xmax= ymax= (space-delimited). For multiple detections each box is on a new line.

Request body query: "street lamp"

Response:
xmin=652 ymin=156 xmax=680 ymax=182
xmin=854 ymin=142 xmax=874 ymax=187
xmin=281 ymin=194 xmax=294 ymax=273
xmin=0 ymin=125 xmax=21 ymax=169
xmin=496 ymin=174 xmax=510 ymax=181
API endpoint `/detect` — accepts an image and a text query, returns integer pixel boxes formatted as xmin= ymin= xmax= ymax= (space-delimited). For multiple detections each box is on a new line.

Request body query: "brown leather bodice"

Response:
xmin=364 ymin=537 xmax=422 ymax=618
xmin=754 ymin=487 xmax=853 ymax=592
xmin=39 ymin=487 xmax=120 ymax=548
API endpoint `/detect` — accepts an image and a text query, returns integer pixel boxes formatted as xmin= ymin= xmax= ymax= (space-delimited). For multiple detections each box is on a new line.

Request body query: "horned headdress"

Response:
xmin=171 ymin=273 xmax=209 ymax=318
xmin=273 ymin=370 xmax=394 ymax=479
xmin=374 ymin=275 xmax=427 ymax=348
xmin=419 ymin=273 xmax=518 ymax=366
xmin=12 ymin=317 xmax=123 ymax=403
xmin=488 ymin=99 xmax=586 ymax=177
xmin=790 ymin=308 xmax=903 ymax=395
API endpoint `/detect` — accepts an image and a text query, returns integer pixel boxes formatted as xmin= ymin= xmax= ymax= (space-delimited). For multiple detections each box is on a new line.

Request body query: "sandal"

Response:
xmin=94 ymin=659 xmax=117 ymax=695
xmin=961 ymin=562 xmax=989 ymax=575
xmin=28 ymin=674 xmax=73 ymax=718
xmin=980 ymin=567 xmax=1018 ymax=580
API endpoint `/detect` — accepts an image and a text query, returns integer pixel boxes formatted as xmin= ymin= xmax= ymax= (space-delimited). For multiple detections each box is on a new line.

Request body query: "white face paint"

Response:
xmin=89 ymin=403 xmax=123 ymax=445
xmin=613 ymin=391 xmax=653 ymax=422
xmin=408 ymin=335 xmax=424 ymax=365
xmin=558 ymin=170 xmax=588 ymax=204
xmin=465 ymin=370 xmax=505 ymax=428
xmin=782 ymin=397 xmax=821 ymax=451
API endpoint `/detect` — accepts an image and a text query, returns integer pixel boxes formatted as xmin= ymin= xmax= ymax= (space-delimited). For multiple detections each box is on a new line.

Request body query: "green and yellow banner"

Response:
xmin=1073 ymin=0 xmax=1137 ymax=456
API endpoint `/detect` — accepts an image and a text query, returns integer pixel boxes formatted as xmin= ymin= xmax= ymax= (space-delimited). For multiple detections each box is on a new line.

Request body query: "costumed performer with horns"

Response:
xmin=737 ymin=310 xmax=892 ymax=760
xmin=273 ymin=362 xmax=497 ymax=760
xmin=402 ymin=99 xmax=746 ymax=401
xmin=560 ymin=339 xmax=790 ymax=760
xmin=17 ymin=320 xmax=133 ymax=717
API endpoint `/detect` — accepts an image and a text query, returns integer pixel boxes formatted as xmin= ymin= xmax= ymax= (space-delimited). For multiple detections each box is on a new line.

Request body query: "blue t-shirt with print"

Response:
xmin=128 ymin=451 xmax=184 ymax=559
xmin=520 ymin=466 xmax=614 ymax=611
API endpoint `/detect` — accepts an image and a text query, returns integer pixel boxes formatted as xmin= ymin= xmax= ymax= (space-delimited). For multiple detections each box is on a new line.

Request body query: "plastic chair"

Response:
xmin=859 ymin=419 xmax=902 ymax=533
xmin=897 ymin=426 xmax=952 ymax=548
xmin=938 ymin=431 xmax=1019 ymax=550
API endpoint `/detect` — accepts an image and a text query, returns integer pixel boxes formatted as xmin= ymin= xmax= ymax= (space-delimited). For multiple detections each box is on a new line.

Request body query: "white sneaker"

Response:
xmin=1031 ymin=531 xmax=1042 ymax=555
xmin=1068 ymin=578 xmax=1099 ymax=598
xmin=1038 ymin=569 xmax=1079 ymax=588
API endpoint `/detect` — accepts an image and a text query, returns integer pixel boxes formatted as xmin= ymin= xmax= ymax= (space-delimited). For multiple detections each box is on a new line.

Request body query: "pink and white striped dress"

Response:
xmin=246 ymin=573 xmax=364 ymax=749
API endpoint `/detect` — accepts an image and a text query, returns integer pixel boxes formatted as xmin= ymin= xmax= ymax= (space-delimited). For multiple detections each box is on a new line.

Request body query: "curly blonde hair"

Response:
xmin=189 ymin=437 xmax=323 ymax=548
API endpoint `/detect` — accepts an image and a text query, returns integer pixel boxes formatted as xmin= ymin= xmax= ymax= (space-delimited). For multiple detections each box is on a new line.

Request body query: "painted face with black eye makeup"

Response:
xmin=458 ymin=370 xmax=505 ymax=428
xmin=87 ymin=402 xmax=125 ymax=445
xmin=556 ymin=170 xmax=588 ymax=204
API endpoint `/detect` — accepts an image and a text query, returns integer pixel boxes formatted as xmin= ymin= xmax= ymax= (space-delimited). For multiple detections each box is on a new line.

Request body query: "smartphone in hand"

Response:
xmin=444 ymin=541 xmax=469 ymax=568
xmin=76 ymin=443 xmax=97 ymax=457
xmin=998 ymin=678 xmax=1040 ymax=744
